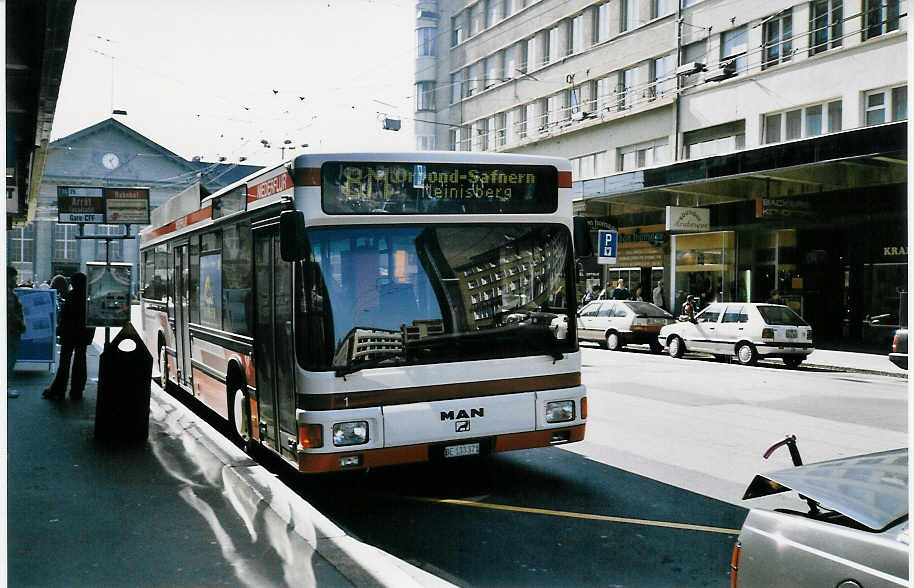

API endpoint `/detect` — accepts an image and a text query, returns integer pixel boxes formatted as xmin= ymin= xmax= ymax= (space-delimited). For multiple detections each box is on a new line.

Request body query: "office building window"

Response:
xmin=469 ymin=3 xmax=483 ymax=36
xmin=417 ymin=27 xmax=436 ymax=56
xmin=809 ymin=0 xmax=843 ymax=55
xmin=448 ymin=128 xmax=458 ymax=151
xmin=503 ymin=45 xmax=517 ymax=80
xmin=545 ymin=94 xmax=560 ymax=126
xmin=570 ymin=151 xmax=609 ymax=179
xmin=618 ymin=139 xmax=670 ymax=171
xmin=467 ymin=62 xmax=480 ymax=96
xmin=523 ymin=36 xmax=535 ymax=71
xmin=486 ymin=0 xmax=498 ymax=28
xmin=595 ymin=3 xmax=611 ymax=43
xmin=415 ymin=81 xmax=436 ymax=111
xmin=451 ymin=14 xmax=465 ymax=46
xmin=681 ymin=41 xmax=705 ymax=87
xmin=764 ymin=103 xmax=842 ymax=144
xmin=545 ymin=26 xmax=558 ymax=65
xmin=473 ymin=119 xmax=488 ymax=151
xmin=652 ymin=0 xmax=674 ymax=18
xmin=485 ymin=55 xmax=498 ymax=88
xmin=594 ymin=76 xmax=614 ymax=110
xmin=621 ymin=0 xmax=637 ymax=32
xmin=54 ymin=223 xmax=78 ymax=260
xmin=863 ymin=0 xmax=900 ymax=40
xmin=651 ymin=53 xmax=675 ymax=98
xmin=684 ymin=121 xmax=745 ymax=159
xmin=416 ymin=135 xmax=437 ymax=151
xmin=459 ymin=126 xmax=471 ymax=151
xmin=720 ymin=26 xmax=748 ymax=73
xmin=620 ymin=66 xmax=640 ymax=109
xmin=570 ymin=14 xmax=584 ymax=54
xmin=865 ymin=86 xmax=907 ymax=125
xmin=496 ymin=113 xmax=507 ymax=147
xmin=763 ymin=10 xmax=793 ymax=69
xmin=450 ymin=72 xmax=462 ymax=104
xmin=502 ymin=0 xmax=512 ymax=19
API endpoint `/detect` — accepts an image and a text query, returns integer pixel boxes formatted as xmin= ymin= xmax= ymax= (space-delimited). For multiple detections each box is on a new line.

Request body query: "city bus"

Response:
xmin=139 ymin=152 xmax=590 ymax=473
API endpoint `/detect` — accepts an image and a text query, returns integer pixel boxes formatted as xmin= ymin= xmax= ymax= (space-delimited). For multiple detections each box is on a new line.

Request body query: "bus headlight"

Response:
xmin=332 ymin=421 xmax=369 ymax=446
xmin=545 ymin=400 xmax=575 ymax=423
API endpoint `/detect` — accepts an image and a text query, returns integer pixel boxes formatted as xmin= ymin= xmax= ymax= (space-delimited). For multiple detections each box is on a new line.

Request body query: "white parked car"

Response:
xmin=659 ymin=302 xmax=813 ymax=367
xmin=552 ymin=300 xmax=674 ymax=352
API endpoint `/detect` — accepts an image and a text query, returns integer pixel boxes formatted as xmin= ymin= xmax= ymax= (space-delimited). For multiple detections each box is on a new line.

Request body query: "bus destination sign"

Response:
xmin=321 ymin=162 xmax=558 ymax=215
xmin=58 ymin=186 xmax=105 ymax=223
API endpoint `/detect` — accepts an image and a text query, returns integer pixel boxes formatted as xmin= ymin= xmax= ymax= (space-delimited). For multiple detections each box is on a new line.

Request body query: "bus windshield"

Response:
xmin=297 ymin=224 xmax=575 ymax=373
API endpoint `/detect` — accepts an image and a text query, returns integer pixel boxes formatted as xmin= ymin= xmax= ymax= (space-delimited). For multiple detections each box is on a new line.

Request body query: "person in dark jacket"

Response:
xmin=610 ymin=278 xmax=631 ymax=300
xmin=43 ymin=272 xmax=95 ymax=401
xmin=8 ymin=267 xmax=25 ymax=398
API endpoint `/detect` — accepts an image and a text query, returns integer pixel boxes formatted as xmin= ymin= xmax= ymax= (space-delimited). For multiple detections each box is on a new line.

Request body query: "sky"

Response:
xmin=52 ymin=0 xmax=418 ymax=166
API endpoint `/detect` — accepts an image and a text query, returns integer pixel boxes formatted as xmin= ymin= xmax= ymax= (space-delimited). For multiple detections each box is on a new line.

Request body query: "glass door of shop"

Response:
xmin=671 ymin=231 xmax=736 ymax=313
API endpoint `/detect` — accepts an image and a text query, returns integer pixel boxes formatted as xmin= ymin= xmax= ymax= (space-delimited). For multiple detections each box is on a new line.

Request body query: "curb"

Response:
xmin=801 ymin=363 xmax=908 ymax=379
xmin=148 ymin=384 xmax=453 ymax=588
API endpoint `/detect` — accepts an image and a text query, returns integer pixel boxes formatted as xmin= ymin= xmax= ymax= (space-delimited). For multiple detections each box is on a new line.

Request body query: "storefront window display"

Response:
xmin=671 ymin=231 xmax=736 ymax=312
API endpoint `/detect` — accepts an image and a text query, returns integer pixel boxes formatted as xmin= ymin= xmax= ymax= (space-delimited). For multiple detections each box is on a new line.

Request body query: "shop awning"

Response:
xmin=576 ymin=122 xmax=907 ymax=209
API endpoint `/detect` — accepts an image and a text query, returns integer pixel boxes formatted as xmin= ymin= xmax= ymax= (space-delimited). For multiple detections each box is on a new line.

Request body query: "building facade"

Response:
xmin=415 ymin=0 xmax=907 ymax=346
xmin=6 ymin=118 xmax=261 ymax=291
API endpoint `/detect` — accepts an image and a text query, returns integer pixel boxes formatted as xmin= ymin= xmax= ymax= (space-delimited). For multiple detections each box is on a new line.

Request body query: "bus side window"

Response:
xmin=222 ymin=222 xmax=253 ymax=336
xmin=296 ymin=259 xmax=330 ymax=370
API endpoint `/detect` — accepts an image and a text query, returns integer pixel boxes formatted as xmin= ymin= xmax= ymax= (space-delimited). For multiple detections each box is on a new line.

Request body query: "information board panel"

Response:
xmin=14 ymin=288 xmax=58 ymax=368
xmin=104 ymin=187 xmax=150 ymax=224
xmin=58 ymin=186 xmax=105 ymax=223
xmin=86 ymin=262 xmax=132 ymax=327
xmin=597 ymin=230 xmax=618 ymax=265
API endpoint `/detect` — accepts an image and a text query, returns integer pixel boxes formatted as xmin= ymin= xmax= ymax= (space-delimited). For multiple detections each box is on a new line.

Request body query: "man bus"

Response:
xmin=139 ymin=152 xmax=589 ymax=473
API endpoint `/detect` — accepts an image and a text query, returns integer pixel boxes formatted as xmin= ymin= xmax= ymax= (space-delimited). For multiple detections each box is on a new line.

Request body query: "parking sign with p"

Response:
xmin=597 ymin=229 xmax=618 ymax=265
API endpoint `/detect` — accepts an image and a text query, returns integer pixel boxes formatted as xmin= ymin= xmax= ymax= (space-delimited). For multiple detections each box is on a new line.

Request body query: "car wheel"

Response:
xmin=736 ymin=342 xmax=758 ymax=366
xmin=668 ymin=336 xmax=685 ymax=358
xmin=713 ymin=354 xmax=729 ymax=363
xmin=649 ymin=339 xmax=664 ymax=354
xmin=606 ymin=332 xmax=623 ymax=351
xmin=783 ymin=356 xmax=803 ymax=369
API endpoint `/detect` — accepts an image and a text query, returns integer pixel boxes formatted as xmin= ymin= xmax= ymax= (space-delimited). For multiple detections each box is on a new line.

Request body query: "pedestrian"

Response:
xmin=50 ymin=274 xmax=68 ymax=310
xmin=43 ymin=272 xmax=95 ymax=401
xmin=610 ymin=278 xmax=631 ymax=300
xmin=768 ymin=289 xmax=782 ymax=304
xmin=633 ymin=286 xmax=644 ymax=301
xmin=7 ymin=267 xmax=26 ymax=399
xmin=581 ymin=285 xmax=599 ymax=306
xmin=652 ymin=279 xmax=665 ymax=309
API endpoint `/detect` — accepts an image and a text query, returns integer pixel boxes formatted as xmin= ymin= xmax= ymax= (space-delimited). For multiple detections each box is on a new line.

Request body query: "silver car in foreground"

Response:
xmin=732 ymin=446 xmax=908 ymax=587
xmin=660 ymin=302 xmax=813 ymax=367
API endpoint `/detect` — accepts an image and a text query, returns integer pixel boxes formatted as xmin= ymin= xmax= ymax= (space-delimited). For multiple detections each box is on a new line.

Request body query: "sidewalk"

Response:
xmin=6 ymin=342 xmax=451 ymax=587
xmin=802 ymin=347 xmax=907 ymax=377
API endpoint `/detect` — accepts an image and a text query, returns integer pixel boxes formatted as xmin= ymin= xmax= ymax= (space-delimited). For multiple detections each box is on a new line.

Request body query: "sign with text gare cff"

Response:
xmin=58 ymin=186 xmax=150 ymax=224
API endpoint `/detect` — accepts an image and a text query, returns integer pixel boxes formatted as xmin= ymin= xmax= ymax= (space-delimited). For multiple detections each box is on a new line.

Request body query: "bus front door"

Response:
xmin=173 ymin=243 xmax=192 ymax=388
xmin=253 ymin=227 xmax=298 ymax=460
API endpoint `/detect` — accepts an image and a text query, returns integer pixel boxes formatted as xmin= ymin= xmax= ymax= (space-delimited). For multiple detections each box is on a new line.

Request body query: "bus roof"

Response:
xmin=291 ymin=151 xmax=571 ymax=172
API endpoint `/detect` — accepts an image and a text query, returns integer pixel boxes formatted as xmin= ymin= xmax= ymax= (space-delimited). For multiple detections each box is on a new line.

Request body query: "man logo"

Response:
xmin=440 ymin=408 xmax=484 ymax=421
xmin=455 ymin=420 xmax=470 ymax=433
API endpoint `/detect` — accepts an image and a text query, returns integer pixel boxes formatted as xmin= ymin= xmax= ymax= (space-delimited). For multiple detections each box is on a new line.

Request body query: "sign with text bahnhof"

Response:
xmin=58 ymin=186 xmax=150 ymax=224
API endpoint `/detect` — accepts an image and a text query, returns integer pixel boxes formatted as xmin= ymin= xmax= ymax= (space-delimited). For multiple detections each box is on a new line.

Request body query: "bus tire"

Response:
xmin=157 ymin=341 xmax=168 ymax=389
xmin=227 ymin=379 xmax=250 ymax=448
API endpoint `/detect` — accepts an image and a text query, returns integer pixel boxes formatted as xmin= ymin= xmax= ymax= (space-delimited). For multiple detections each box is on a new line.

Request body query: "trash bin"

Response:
xmin=94 ymin=322 xmax=153 ymax=444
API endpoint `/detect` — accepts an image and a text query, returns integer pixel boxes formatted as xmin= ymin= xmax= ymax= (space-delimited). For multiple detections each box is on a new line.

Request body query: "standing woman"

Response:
xmin=43 ymin=272 xmax=95 ymax=401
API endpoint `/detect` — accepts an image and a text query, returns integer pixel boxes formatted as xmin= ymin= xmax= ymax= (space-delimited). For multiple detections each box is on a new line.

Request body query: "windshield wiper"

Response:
xmin=334 ymin=354 xmax=406 ymax=378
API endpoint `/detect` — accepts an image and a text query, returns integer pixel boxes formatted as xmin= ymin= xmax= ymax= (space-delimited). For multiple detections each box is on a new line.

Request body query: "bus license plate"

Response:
xmin=444 ymin=442 xmax=480 ymax=458
xmin=786 ymin=329 xmax=797 ymax=338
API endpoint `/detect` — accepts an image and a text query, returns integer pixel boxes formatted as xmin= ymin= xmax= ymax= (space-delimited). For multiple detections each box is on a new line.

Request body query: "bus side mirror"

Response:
xmin=280 ymin=210 xmax=307 ymax=261
xmin=573 ymin=216 xmax=594 ymax=258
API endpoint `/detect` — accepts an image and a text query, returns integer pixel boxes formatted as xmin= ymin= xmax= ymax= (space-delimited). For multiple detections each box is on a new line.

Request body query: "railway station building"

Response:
xmin=414 ymin=0 xmax=907 ymax=346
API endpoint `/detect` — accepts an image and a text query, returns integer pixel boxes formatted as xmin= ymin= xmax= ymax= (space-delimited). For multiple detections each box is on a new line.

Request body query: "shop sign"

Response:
xmin=665 ymin=206 xmax=709 ymax=232
xmin=755 ymin=197 xmax=814 ymax=219
xmin=882 ymin=246 xmax=907 ymax=257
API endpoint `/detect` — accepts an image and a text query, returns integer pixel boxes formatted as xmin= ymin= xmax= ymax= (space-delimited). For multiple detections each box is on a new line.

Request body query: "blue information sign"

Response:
xmin=14 ymin=288 xmax=58 ymax=369
xmin=597 ymin=229 xmax=618 ymax=265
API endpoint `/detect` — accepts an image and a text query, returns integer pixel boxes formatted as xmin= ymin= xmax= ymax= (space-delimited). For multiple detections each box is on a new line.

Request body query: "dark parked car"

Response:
xmin=889 ymin=328 xmax=907 ymax=369
xmin=731 ymin=441 xmax=908 ymax=587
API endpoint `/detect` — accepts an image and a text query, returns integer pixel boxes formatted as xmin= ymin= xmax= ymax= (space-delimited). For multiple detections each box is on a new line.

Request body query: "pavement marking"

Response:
xmin=406 ymin=496 xmax=741 ymax=535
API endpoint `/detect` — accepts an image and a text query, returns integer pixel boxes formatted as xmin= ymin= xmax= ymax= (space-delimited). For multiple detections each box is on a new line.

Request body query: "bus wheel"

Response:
xmin=158 ymin=344 xmax=168 ymax=388
xmin=228 ymin=384 xmax=250 ymax=448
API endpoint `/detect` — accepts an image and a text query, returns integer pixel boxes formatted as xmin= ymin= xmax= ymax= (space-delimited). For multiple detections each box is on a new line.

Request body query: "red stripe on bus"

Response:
xmin=141 ymin=204 xmax=213 ymax=242
xmin=295 ymin=424 xmax=586 ymax=473
xmin=558 ymin=171 xmax=572 ymax=188
xmin=247 ymin=170 xmax=294 ymax=202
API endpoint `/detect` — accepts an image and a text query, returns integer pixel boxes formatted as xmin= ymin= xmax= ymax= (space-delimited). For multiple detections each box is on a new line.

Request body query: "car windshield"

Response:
xmin=758 ymin=305 xmax=809 ymax=326
xmin=625 ymin=302 xmax=671 ymax=317
xmin=296 ymin=223 xmax=575 ymax=372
